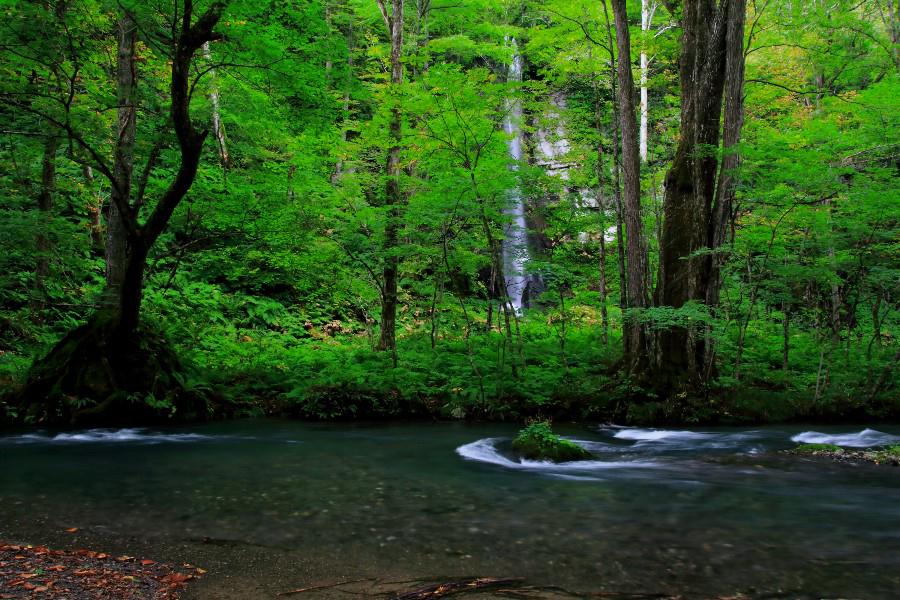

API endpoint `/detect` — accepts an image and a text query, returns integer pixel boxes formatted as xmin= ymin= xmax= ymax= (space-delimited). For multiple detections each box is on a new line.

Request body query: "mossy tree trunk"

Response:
xmin=376 ymin=0 xmax=405 ymax=364
xmin=653 ymin=0 xmax=746 ymax=396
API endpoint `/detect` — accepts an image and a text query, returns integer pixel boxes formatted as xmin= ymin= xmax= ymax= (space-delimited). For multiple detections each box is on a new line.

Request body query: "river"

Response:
xmin=1 ymin=421 xmax=898 ymax=598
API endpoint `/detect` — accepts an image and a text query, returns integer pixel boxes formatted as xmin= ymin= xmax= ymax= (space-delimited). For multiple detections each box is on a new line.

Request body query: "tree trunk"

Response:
xmin=202 ymin=41 xmax=229 ymax=169
xmin=376 ymin=0 xmax=405 ymax=361
xmin=601 ymin=0 xmax=629 ymax=329
xmin=592 ymin=66 xmax=609 ymax=345
xmin=639 ymin=0 xmax=657 ymax=162
xmin=82 ymin=166 xmax=105 ymax=250
xmin=782 ymin=302 xmax=790 ymax=372
xmin=654 ymin=0 xmax=746 ymax=394
xmin=105 ymin=12 xmax=137 ymax=298
xmin=32 ymin=131 xmax=61 ymax=321
xmin=612 ymin=0 xmax=650 ymax=373
xmin=334 ymin=16 xmax=354 ymax=182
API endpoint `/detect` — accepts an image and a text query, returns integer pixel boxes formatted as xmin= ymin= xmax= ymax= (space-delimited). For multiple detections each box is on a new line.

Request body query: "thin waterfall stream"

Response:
xmin=502 ymin=39 xmax=530 ymax=311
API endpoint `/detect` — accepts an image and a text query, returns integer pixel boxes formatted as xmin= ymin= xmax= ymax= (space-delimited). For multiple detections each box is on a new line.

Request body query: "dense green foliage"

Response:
xmin=0 ymin=0 xmax=897 ymax=424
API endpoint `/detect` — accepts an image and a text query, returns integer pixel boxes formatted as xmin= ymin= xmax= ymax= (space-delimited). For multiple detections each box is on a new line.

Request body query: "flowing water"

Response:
xmin=2 ymin=421 xmax=899 ymax=598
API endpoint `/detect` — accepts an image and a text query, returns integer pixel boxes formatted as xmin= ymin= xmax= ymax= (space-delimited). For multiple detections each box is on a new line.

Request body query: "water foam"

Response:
xmin=613 ymin=429 xmax=711 ymax=442
xmin=607 ymin=428 xmax=766 ymax=452
xmin=2 ymin=428 xmax=212 ymax=444
xmin=791 ymin=429 xmax=899 ymax=448
xmin=455 ymin=438 xmax=659 ymax=473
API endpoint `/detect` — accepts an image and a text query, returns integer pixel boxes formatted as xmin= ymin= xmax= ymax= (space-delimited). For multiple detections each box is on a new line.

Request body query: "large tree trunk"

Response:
xmin=612 ymin=0 xmax=651 ymax=374
xmin=655 ymin=0 xmax=746 ymax=394
xmin=376 ymin=0 xmax=404 ymax=361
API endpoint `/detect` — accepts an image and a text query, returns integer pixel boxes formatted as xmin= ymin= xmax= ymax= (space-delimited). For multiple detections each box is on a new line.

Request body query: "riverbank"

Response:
xmin=0 ymin=542 xmax=201 ymax=599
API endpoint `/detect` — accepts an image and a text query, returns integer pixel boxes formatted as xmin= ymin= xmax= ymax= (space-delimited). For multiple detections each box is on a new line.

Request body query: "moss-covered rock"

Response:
xmin=512 ymin=421 xmax=592 ymax=462
xmin=788 ymin=443 xmax=900 ymax=466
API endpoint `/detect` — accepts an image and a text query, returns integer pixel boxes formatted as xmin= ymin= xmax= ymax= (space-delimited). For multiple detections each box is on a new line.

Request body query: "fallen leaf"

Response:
xmin=73 ymin=569 xmax=98 ymax=576
xmin=65 ymin=528 xmax=79 ymax=533
xmin=161 ymin=572 xmax=193 ymax=584
xmin=140 ymin=559 xmax=155 ymax=565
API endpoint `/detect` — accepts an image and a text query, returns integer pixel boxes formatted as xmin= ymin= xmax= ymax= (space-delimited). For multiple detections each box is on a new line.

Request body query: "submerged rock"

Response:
xmin=512 ymin=422 xmax=592 ymax=462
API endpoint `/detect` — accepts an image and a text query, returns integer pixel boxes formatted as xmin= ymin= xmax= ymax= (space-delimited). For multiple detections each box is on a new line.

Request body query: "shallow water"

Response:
xmin=1 ymin=421 xmax=898 ymax=598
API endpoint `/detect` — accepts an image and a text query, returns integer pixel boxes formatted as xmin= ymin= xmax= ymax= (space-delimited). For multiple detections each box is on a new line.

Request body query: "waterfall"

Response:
xmin=502 ymin=39 xmax=530 ymax=311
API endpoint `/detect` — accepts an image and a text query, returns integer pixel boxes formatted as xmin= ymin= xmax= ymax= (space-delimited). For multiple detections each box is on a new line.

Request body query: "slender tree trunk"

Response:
xmin=592 ymin=68 xmax=609 ymax=345
xmin=376 ymin=0 xmax=405 ymax=362
xmin=105 ymin=12 xmax=137 ymax=299
xmin=414 ymin=0 xmax=431 ymax=77
xmin=782 ymin=302 xmax=790 ymax=372
xmin=334 ymin=17 xmax=354 ymax=181
xmin=886 ymin=0 xmax=900 ymax=70
xmin=202 ymin=41 xmax=228 ymax=169
xmin=82 ymin=165 xmax=105 ymax=250
xmin=612 ymin=0 xmax=650 ymax=373
xmin=639 ymin=0 xmax=657 ymax=162
xmin=32 ymin=132 xmax=61 ymax=321
xmin=601 ymin=1 xmax=629 ymax=329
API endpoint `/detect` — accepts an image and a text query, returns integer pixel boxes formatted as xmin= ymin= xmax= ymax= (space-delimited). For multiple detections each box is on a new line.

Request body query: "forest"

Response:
xmin=0 ymin=0 xmax=898 ymax=425
xmin=0 ymin=1 xmax=899 ymax=599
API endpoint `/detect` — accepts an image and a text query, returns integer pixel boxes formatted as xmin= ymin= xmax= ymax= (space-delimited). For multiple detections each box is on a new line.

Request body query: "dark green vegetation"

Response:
xmin=0 ymin=0 xmax=897 ymax=426
xmin=511 ymin=421 xmax=592 ymax=461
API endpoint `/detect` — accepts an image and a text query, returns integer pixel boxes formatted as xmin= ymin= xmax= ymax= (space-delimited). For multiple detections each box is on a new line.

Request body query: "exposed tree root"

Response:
xmin=277 ymin=578 xmax=373 ymax=596
xmin=9 ymin=312 xmax=212 ymax=426
xmin=390 ymin=577 xmax=525 ymax=600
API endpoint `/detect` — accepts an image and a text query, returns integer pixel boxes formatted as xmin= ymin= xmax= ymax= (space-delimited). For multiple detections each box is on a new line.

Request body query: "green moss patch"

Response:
xmin=795 ymin=443 xmax=844 ymax=454
xmin=512 ymin=422 xmax=592 ymax=462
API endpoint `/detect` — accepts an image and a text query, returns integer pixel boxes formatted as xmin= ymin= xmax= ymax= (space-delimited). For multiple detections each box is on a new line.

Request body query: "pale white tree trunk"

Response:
xmin=639 ymin=0 xmax=657 ymax=163
xmin=202 ymin=42 xmax=228 ymax=168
